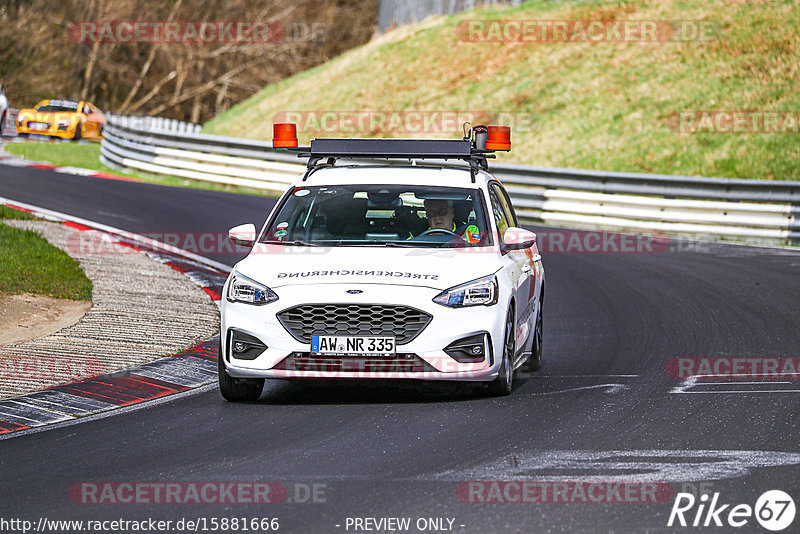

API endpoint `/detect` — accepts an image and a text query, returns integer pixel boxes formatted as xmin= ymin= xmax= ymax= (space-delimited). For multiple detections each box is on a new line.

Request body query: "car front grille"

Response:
xmin=274 ymin=353 xmax=435 ymax=373
xmin=277 ymin=303 xmax=432 ymax=345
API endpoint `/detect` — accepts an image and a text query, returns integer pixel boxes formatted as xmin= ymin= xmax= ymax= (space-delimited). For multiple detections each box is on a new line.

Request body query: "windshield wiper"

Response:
xmin=261 ymin=239 xmax=321 ymax=247
xmin=379 ymin=242 xmax=418 ymax=247
xmin=334 ymin=240 xmax=418 ymax=247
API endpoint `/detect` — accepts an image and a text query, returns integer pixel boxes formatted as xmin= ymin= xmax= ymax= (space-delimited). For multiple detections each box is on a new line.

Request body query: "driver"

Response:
xmin=423 ymin=199 xmax=457 ymax=233
xmin=406 ymin=199 xmax=482 ymax=243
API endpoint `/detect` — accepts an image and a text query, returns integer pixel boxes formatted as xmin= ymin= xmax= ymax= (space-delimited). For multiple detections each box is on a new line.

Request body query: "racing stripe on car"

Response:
xmin=0 ymin=338 xmax=220 ymax=435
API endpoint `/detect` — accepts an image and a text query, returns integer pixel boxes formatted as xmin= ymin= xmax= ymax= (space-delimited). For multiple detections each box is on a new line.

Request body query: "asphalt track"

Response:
xmin=1 ymin=164 xmax=800 ymax=533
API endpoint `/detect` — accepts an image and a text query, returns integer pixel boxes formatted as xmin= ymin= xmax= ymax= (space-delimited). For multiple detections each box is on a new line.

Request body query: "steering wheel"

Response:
xmin=416 ymin=228 xmax=457 ymax=237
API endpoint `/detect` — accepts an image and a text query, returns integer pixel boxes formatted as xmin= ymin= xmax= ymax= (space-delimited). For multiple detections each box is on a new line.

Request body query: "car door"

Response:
xmin=502 ymin=182 xmax=543 ymax=350
xmin=86 ymin=103 xmax=105 ymax=139
xmin=79 ymin=103 xmax=95 ymax=138
xmin=488 ymin=182 xmax=527 ymax=360
xmin=93 ymin=104 xmax=106 ymax=137
xmin=489 ymin=182 xmax=538 ymax=362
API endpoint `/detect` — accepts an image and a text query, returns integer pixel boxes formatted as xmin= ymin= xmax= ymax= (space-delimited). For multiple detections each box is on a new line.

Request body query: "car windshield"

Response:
xmin=260 ymin=184 xmax=493 ymax=248
xmin=36 ymin=103 xmax=79 ymax=113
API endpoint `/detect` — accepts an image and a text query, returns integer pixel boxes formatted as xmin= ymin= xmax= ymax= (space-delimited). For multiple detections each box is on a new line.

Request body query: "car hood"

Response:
xmin=234 ymin=245 xmax=501 ymax=291
xmin=18 ymin=108 xmax=78 ymax=118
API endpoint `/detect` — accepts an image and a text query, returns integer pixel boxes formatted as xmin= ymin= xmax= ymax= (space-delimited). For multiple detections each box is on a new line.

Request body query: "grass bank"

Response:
xmin=204 ymin=0 xmax=800 ymax=180
xmin=0 ymin=206 xmax=92 ymax=300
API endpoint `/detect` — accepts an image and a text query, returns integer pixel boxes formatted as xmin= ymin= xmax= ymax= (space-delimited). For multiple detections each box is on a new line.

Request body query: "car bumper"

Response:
xmin=16 ymin=125 xmax=76 ymax=138
xmin=220 ymin=283 xmax=510 ymax=382
xmin=17 ymin=127 xmax=75 ymax=139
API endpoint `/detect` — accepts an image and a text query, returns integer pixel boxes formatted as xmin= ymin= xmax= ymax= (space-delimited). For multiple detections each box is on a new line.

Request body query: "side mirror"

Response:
xmin=502 ymin=227 xmax=537 ymax=251
xmin=228 ymin=223 xmax=256 ymax=247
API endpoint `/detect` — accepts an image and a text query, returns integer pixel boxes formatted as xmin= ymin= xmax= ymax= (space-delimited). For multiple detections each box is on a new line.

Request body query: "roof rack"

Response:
xmin=288 ymin=138 xmax=494 ymax=183
xmin=272 ymin=123 xmax=511 ymax=183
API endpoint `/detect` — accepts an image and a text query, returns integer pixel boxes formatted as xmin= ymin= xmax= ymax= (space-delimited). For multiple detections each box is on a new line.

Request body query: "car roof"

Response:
xmin=294 ymin=165 xmax=497 ymax=189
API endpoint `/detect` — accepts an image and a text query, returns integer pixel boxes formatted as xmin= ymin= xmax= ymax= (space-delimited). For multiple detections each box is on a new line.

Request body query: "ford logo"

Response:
xmin=346 ymin=289 xmax=363 ymax=294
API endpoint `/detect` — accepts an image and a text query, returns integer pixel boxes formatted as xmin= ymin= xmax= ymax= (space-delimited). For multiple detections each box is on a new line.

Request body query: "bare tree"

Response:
xmin=0 ymin=0 xmax=378 ymax=122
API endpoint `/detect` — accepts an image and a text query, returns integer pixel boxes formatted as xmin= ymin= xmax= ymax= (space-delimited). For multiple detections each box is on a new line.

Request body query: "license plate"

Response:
xmin=28 ymin=122 xmax=49 ymax=130
xmin=311 ymin=335 xmax=395 ymax=356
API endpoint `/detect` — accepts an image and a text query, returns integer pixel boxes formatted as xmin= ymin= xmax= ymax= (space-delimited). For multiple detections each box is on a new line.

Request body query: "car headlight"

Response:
xmin=433 ymin=274 xmax=498 ymax=307
xmin=226 ymin=272 xmax=278 ymax=305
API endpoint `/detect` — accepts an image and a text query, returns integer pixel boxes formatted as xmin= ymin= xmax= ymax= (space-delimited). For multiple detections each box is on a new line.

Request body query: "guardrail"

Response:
xmin=100 ymin=114 xmax=800 ymax=244
xmin=100 ymin=114 xmax=305 ymax=192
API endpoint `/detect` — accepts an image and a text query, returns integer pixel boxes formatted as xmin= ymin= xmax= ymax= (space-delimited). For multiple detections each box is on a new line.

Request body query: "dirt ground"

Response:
xmin=0 ymin=294 xmax=91 ymax=346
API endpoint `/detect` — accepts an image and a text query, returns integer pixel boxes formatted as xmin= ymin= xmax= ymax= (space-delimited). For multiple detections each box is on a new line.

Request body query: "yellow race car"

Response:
xmin=16 ymin=99 xmax=106 ymax=140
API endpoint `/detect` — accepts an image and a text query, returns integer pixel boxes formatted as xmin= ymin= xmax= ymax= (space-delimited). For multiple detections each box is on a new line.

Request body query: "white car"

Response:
xmin=219 ymin=128 xmax=545 ymax=401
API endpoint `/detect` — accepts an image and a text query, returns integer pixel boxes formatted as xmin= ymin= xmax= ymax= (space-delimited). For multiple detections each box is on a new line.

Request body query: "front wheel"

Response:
xmin=73 ymin=124 xmax=82 ymax=140
xmin=488 ymin=309 xmax=515 ymax=396
xmin=218 ymin=340 xmax=265 ymax=402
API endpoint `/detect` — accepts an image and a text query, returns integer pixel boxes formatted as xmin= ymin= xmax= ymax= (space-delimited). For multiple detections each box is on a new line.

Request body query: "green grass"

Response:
xmin=204 ymin=0 xmax=800 ymax=180
xmin=0 ymin=206 xmax=36 ymax=220
xmin=3 ymin=141 xmax=276 ymax=196
xmin=0 ymin=216 xmax=93 ymax=300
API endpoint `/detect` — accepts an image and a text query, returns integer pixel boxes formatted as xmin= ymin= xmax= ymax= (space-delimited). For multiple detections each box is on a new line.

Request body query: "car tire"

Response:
xmin=218 ymin=340 xmax=265 ymax=402
xmin=488 ymin=308 xmax=515 ymax=396
xmin=73 ymin=124 xmax=82 ymax=141
xmin=528 ymin=308 xmax=543 ymax=372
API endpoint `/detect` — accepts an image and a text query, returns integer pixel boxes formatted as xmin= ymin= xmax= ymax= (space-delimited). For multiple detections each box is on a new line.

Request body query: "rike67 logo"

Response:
xmin=668 ymin=490 xmax=795 ymax=531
